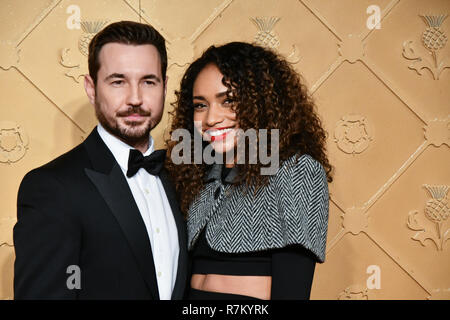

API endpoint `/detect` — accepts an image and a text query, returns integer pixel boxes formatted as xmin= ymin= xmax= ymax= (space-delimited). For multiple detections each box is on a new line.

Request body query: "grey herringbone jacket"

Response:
xmin=187 ymin=153 xmax=329 ymax=263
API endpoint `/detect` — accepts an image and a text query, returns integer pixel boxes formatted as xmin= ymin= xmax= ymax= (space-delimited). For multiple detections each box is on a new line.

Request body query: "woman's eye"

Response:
xmin=193 ymin=103 xmax=207 ymax=110
xmin=223 ymin=99 xmax=234 ymax=106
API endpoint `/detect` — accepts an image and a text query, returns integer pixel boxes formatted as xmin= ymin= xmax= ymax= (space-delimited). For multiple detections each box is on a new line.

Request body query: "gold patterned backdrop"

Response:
xmin=1 ymin=0 xmax=449 ymax=300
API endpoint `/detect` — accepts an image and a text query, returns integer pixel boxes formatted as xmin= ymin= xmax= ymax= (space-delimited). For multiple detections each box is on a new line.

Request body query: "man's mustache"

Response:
xmin=116 ymin=106 xmax=151 ymax=117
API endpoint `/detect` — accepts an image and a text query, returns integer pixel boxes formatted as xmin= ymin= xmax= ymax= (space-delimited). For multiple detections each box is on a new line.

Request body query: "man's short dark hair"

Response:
xmin=88 ymin=20 xmax=167 ymax=85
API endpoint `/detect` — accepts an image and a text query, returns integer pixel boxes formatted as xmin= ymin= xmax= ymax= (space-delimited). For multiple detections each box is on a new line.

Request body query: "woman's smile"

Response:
xmin=205 ymin=126 xmax=235 ymax=142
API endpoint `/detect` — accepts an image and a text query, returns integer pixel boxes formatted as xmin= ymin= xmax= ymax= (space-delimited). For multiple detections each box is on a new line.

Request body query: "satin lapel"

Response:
xmin=158 ymin=168 xmax=187 ymax=300
xmin=83 ymin=129 xmax=160 ymax=300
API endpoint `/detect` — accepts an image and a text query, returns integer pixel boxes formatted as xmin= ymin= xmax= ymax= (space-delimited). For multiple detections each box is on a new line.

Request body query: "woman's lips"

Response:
xmin=206 ymin=127 xmax=234 ymax=142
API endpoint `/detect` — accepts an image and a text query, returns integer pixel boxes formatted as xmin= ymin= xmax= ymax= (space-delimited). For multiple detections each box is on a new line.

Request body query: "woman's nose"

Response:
xmin=205 ymin=103 xmax=224 ymax=127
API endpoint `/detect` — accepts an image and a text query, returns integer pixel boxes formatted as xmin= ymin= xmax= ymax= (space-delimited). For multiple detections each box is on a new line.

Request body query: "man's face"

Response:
xmin=85 ymin=43 xmax=166 ymax=145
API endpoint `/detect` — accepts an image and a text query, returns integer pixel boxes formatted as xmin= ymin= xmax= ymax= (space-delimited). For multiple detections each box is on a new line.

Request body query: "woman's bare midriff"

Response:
xmin=191 ymin=274 xmax=272 ymax=300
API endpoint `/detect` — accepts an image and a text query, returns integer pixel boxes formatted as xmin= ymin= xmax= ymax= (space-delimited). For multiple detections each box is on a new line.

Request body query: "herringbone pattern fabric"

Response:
xmin=187 ymin=154 xmax=329 ymax=262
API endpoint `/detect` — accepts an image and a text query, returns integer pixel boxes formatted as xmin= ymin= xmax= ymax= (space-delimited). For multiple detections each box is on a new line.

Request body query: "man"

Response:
xmin=13 ymin=21 xmax=187 ymax=299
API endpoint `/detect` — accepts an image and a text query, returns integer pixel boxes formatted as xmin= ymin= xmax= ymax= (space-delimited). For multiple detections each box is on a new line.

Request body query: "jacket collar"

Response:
xmin=83 ymin=127 xmax=117 ymax=174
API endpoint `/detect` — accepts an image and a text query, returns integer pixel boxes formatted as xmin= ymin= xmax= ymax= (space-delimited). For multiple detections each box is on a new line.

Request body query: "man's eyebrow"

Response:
xmin=142 ymin=74 xmax=161 ymax=82
xmin=104 ymin=73 xmax=125 ymax=81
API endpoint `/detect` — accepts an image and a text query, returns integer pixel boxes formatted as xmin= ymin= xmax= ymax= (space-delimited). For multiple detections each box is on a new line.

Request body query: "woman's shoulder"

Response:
xmin=275 ymin=153 xmax=327 ymax=184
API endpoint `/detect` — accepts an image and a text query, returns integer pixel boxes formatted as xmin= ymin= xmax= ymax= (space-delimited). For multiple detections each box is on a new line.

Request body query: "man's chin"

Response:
xmin=120 ymin=126 xmax=150 ymax=140
xmin=106 ymin=121 xmax=150 ymax=144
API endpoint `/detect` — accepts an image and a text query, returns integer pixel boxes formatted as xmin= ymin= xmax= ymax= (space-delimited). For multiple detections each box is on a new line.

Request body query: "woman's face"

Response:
xmin=192 ymin=63 xmax=238 ymax=155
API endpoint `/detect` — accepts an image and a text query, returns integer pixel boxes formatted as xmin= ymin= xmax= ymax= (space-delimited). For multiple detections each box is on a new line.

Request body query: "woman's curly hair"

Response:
xmin=166 ymin=42 xmax=333 ymax=216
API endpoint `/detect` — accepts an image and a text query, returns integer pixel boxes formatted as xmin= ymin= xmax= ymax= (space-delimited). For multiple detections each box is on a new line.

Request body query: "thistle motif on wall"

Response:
xmin=78 ymin=21 xmax=108 ymax=57
xmin=407 ymin=184 xmax=450 ymax=251
xmin=251 ymin=17 xmax=300 ymax=64
xmin=60 ymin=20 xmax=108 ymax=83
xmin=402 ymin=14 xmax=449 ymax=80
xmin=422 ymin=15 xmax=448 ymax=52
xmin=252 ymin=17 xmax=281 ymax=49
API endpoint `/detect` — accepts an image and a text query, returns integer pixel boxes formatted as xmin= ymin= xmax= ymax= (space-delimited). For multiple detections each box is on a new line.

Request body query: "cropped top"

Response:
xmin=191 ymin=225 xmax=318 ymax=299
xmin=192 ymin=228 xmax=272 ymax=276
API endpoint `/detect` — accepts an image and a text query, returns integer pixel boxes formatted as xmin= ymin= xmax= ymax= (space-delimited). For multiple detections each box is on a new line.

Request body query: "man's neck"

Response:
xmin=98 ymin=123 xmax=151 ymax=154
xmin=119 ymin=137 xmax=149 ymax=154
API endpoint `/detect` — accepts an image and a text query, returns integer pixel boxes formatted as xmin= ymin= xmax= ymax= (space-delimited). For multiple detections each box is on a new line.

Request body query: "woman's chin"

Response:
xmin=211 ymin=141 xmax=235 ymax=155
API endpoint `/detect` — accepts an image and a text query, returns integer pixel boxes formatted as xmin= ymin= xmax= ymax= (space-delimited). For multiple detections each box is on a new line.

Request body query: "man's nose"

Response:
xmin=126 ymin=83 xmax=143 ymax=106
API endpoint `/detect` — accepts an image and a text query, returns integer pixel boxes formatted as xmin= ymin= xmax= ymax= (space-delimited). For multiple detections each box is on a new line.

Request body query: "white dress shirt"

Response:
xmin=97 ymin=124 xmax=179 ymax=300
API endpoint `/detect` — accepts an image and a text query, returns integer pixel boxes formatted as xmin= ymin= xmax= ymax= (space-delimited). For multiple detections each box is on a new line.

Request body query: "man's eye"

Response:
xmin=111 ymin=80 xmax=124 ymax=85
xmin=144 ymin=80 xmax=156 ymax=85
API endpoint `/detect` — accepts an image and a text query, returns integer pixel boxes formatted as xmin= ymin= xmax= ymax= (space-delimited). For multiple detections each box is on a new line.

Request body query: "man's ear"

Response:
xmin=84 ymin=75 xmax=96 ymax=106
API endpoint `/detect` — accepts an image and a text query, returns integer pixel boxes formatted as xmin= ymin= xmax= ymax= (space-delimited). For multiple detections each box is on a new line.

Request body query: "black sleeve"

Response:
xmin=271 ymin=245 xmax=317 ymax=300
xmin=13 ymin=170 xmax=81 ymax=299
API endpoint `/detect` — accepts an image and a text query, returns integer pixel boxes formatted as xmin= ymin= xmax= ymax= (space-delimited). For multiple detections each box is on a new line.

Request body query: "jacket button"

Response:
xmin=214 ymin=187 xmax=221 ymax=200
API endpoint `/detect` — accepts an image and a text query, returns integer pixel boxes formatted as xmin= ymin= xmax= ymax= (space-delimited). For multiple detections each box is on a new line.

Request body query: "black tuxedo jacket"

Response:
xmin=13 ymin=128 xmax=188 ymax=299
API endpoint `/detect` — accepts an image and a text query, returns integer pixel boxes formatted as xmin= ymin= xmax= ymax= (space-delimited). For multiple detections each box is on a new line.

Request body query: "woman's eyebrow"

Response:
xmin=215 ymin=91 xmax=230 ymax=98
xmin=192 ymin=95 xmax=206 ymax=101
xmin=193 ymin=90 xmax=230 ymax=100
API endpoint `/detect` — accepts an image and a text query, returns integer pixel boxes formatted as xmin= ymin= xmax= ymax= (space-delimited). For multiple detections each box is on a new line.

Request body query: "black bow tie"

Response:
xmin=127 ymin=149 xmax=166 ymax=178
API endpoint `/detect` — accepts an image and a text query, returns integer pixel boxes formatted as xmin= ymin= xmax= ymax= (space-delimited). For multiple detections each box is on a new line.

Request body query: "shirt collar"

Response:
xmin=96 ymin=123 xmax=154 ymax=172
xmin=204 ymin=163 xmax=242 ymax=184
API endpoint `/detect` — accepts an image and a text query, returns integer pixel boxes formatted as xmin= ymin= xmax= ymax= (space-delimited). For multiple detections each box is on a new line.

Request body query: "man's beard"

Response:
xmin=95 ymin=102 xmax=153 ymax=145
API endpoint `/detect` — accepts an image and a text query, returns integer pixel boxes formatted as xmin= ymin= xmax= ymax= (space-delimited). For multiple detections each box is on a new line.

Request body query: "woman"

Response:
xmin=166 ymin=42 xmax=333 ymax=300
